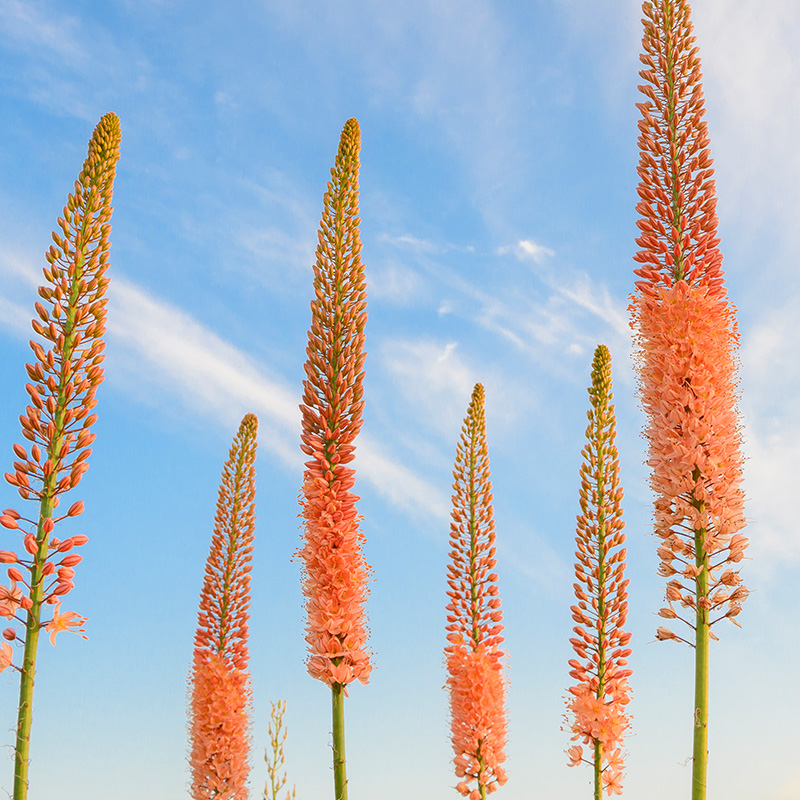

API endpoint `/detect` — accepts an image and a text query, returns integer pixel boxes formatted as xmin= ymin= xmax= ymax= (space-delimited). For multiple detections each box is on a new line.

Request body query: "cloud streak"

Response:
xmin=0 ymin=249 xmax=449 ymax=522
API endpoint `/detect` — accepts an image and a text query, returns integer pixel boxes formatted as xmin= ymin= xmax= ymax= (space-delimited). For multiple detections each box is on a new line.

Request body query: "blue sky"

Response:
xmin=1 ymin=0 xmax=799 ymax=798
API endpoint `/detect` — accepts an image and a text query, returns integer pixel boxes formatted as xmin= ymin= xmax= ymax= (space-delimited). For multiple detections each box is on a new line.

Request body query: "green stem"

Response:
xmin=331 ymin=683 xmax=348 ymax=800
xmin=691 ymin=527 xmax=709 ymax=800
xmin=13 ymin=494 xmax=54 ymax=800
xmin=14 ymin=234 xmax=86 ymax=800
xmin=594 ymin=738 xmax=603 ymax=800
xmin=474 ymin=741 xmax=487 ymax=800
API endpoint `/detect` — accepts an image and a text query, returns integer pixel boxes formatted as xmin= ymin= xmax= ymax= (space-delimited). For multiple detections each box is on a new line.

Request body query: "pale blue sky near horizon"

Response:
xmin=1 ymin=1 xmax=799 ymax=798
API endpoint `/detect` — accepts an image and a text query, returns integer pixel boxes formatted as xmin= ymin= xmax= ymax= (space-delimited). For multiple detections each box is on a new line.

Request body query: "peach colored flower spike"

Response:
xmin=630 ymin=3 xmax=747 ymax=797
xmin=445 ymin=384 xmax=507 ymax=800
xmin=566 ymin=345 xmax=632 ymax=799
xmin=189 ymin=414 xmax=258 ymax=800
xmin=297 ymin=118 xmax=372 ymax=692
xmin=631 ymin=0 xmax=748 ymax=650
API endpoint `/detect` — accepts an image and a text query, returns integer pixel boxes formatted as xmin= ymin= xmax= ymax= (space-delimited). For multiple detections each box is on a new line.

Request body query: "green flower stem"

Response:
xmin=14 ymin=225 xmax=85 ymax=800
xmin=594 ymin=739 xmax=603 ymax=800
xmin=13 ymin=495 xmax=53 ymax=800
xmin=692 ymin=527 xmax=710 ymax=800
xmin=332 ymin=682 xmax=348 ymax=800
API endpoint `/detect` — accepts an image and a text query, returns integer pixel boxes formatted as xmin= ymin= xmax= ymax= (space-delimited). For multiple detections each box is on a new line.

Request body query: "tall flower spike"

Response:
xmin=566 ymin=346 xmax=632 ymax=799
xmin=630 ymin=3 xmax=747 ymax=798
xmin=189 ymin=414 xmax=258 ymax=800
xmin=445 ymin=384 xmax=508 ymax=800
xmin=297 ymin=117 xmax=371 ymax=800
xmin=0 ymin=112 xmax=120 ymax=800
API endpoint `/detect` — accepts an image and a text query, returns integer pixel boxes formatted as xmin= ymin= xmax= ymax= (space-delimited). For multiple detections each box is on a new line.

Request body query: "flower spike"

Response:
xmin=188 ymin=413 xmax=258 ymax=800
xmin=630 ymin=3 xmax=747 ymax=797
xmin=2 ymin=112 xmax=120 ymax=800
xmin=566 ymin=345 xmax=632 ymax=799
xmin=445 ymin=383 xmax=508 ymax=800
xmin=297 ymin=118 xmax=370 ymax=800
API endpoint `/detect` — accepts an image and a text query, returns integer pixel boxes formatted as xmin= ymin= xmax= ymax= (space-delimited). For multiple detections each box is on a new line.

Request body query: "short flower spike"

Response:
xmin=189 ymin=414 xmax=258 ymax=800
xmin=445 ymin=384 xmax=508 ymax=800
xmin=566 ymin=345 xmax=632 ymax=799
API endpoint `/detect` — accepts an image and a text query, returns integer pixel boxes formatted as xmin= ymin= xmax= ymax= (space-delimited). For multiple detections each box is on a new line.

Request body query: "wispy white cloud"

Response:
xmin=366 ymin=261 xmax=426 ymax=305
xmin=379 ymin=336 xmax=538 ymax=446
xmin=108 ymin=280 xmax=451 ymax=520
xmin=377 ymin=232 xmax=474 ymax=256
xmin=0 ymin=248 xmax=448 ymax=522
xmin=692 ymin=0 xmax=800 ymax=249
xmin=381 ymin=339 xmax=476 ymax=439
xmin=739 ymin=304 xmax=800 ymax=562
xmin=497 ymin=238 xmax=556 ymax=264
xmin=0 ymin=0 xmax=85 ymax=62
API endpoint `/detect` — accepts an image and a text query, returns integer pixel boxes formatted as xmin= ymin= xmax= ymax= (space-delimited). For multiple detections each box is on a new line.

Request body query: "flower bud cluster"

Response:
xmin=0 ymin=113 xmax=120 ymax=668
xmin=632 ymin=0 xmax=724 ymax=296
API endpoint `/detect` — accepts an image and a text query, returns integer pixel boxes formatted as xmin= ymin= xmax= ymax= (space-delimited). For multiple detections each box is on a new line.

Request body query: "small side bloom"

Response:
xmin=44 ymin=602 xmax=87 ymax=645
xmin=0 ymin=641 xmax=14 ymax=672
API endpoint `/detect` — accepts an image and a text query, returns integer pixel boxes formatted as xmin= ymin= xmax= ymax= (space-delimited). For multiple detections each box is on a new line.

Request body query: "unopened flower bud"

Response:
xmin=2 ymin=628 xmax=15 ymax=640
xmin=67 ymin=501 xmax=84 ymax=517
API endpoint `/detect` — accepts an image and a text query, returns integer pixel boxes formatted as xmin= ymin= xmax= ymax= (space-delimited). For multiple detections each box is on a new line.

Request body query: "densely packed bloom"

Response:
xmin=297 ymin=117 xmax=371 ymax=691
xmin=189 ymin=414 xmax=258 ymax=800
xmin=0 ymin=112 xmax=120 ymax=800
xmin=566 ymin=345 xmax=632 ymax=798
xmin=630 ymin=2 xmax=746 ymax=797
xmin=631 ymin=282 xmax=747 ymax=640
xmin=445 ymin=384 xmax=507 ymax=799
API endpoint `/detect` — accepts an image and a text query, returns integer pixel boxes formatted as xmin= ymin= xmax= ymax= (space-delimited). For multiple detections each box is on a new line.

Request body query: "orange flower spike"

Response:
xmin=297 ymin=118 xmax=370 ymax=800
xmin=630 ymin=4 xmax=747 ymax=798
xmin=566 ymin=346 xmax=632 ymax=800
xmin=445 ymin=384 xmax=508 ymax=800
xmin=189 ymin=414 xmax=258 ymax=800
xmin=3 ymin=113 xmax=121 ymax=800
